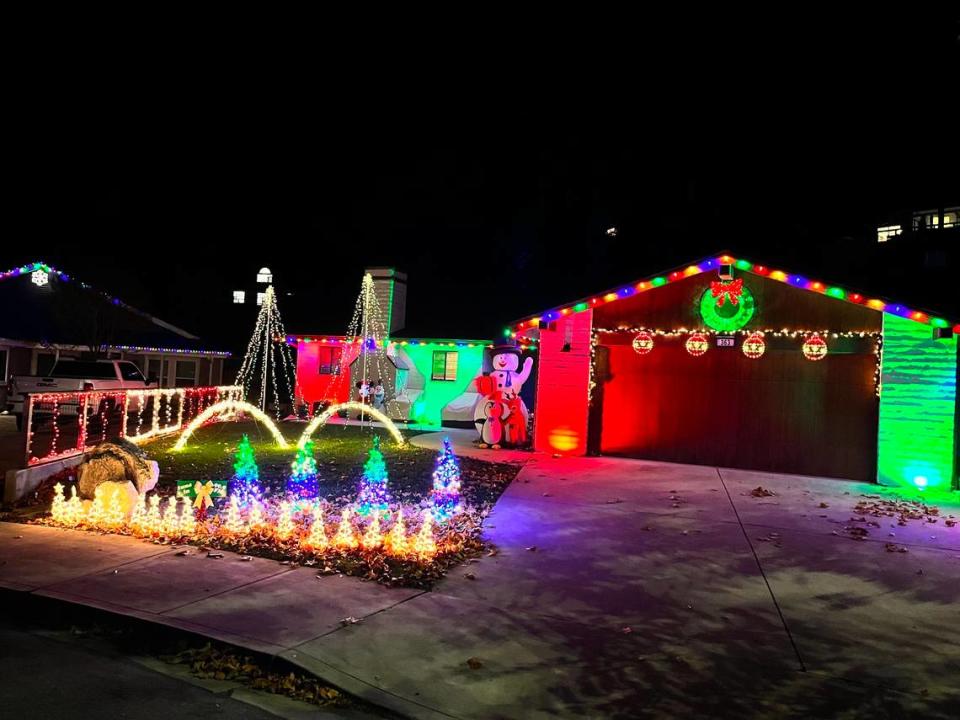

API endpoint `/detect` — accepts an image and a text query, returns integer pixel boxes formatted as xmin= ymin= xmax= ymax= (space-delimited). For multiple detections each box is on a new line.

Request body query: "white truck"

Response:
xmin=6 ymin=359 xmax=156 ymax=430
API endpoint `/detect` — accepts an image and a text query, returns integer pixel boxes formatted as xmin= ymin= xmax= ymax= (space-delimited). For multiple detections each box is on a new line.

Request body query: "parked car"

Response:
xmin=6 ymin=359 xmax=157 ymax=430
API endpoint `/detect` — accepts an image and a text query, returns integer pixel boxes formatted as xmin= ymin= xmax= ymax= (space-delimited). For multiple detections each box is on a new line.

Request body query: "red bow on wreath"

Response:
xmin=710 ymin=279 xmax=743 ymax=307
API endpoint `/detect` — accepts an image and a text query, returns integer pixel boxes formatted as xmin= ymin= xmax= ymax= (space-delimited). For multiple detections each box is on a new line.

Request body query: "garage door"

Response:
xmin=596 ymin=335 xmax=879 ymax=481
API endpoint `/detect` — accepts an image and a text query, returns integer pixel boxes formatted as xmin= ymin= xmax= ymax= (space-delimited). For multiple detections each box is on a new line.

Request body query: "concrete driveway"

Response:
xmin=1 ymin=444 xmax=958 ymax=718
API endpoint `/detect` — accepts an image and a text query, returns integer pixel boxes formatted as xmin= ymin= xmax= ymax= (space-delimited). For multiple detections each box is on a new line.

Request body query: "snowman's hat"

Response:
xmin=490 ymin=343 xmax=522 ymax=357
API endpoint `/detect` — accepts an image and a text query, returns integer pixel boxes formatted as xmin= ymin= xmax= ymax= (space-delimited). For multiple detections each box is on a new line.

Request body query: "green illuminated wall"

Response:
xmin=877 ymin=314 xmax=958 ymax=491
xmin=399 ymin=344 xmax=485 ymax=428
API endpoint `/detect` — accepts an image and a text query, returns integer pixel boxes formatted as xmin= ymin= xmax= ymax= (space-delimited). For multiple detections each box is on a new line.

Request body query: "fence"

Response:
xmin=24 ymin=385 xmax=243 ymax=466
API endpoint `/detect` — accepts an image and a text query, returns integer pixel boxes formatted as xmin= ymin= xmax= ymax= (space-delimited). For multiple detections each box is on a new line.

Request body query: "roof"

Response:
xmin=0 ymin=262 xmax=230 ymax=356
xmin=509 ymin=251 xmax=960 ymax=337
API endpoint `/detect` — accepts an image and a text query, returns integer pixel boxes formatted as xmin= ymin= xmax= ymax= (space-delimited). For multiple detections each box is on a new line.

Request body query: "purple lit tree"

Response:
xmin=430 ymin=436 xmax=462 ymax=521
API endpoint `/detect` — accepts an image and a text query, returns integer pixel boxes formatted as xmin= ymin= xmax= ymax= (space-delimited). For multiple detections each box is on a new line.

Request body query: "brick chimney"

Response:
xmin=365 ymin=267 xmax=407 ymax=334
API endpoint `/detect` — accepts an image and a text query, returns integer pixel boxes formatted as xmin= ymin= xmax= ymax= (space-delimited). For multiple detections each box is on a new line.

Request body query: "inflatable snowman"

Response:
xmin=473 ymin=345 xmax=534 ymax=448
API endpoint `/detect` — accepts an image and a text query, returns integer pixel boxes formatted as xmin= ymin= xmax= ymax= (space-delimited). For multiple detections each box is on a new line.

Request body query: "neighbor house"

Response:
xmin=0 ymin=261 xmax=229 ymax=406
xmin=288 ymin=267 xmax=536 ymax=429
xmin=510 ymin=252 xmax=958 ymax=492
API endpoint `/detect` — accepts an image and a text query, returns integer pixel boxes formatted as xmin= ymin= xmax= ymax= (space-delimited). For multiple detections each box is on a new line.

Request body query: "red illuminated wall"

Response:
xmin=294 ymin=341 xmax=360 ymax=407
xmin=533 ymin=310 xmax=593 ymax=455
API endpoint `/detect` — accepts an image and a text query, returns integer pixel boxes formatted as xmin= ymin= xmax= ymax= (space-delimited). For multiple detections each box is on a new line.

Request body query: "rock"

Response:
xmin=77 ymin=440 xmax=158 ymax=499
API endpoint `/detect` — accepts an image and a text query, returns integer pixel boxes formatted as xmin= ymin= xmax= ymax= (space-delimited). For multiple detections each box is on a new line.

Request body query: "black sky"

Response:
xmin=5 ymin=16 xmax=958 ymax=353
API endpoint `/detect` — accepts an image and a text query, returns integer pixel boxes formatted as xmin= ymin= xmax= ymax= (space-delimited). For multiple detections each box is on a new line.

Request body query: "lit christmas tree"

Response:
xmin=231 ymin=434 xmax=260 ymax=503
xmin=355 ymin=435 xmax=392 ymax=516
xmin=236 ymin=285 xmax=295 ymax=416
xmin=430 ymin=436 xmax=462 ymax=521
xmin=288 ymin=439 xmax=319 ymax=499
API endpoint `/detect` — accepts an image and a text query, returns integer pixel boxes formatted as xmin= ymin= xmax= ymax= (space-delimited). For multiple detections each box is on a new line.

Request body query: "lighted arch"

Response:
xmin=173 ymin=400 xmax=288 ymax=451
xmin=297 ymin=402 xmax=405 ymax=449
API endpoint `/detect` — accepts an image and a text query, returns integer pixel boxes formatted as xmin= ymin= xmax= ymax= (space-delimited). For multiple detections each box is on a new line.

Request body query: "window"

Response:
xmin=317 ymin=346 xmax=342 ymax=375
xmin=431 ymin=351 xmax=458 ymax=381
xmin=257 ymin=267 xmax=273 ymax=283
xmin=876 ymin=225 xmax=902 ymax=243
xmin=49 ymin=361 xmax=116 ymax=379
xmin=233 ymin=290 xmax=246 ymax=304
xmin=175 ymin=360 xmax=197 ymax=388
xmin=913 ymin=210 xmax=939 ymax=231
xmin=118 ymin=362 xmax=145 ymax=382
xmin=256 ymin=292 xmax=266 ymax=306
xmin=944 ymin=208 xmax=959 ymax=229
xmin=0 ymin=349 xmax=7 ymax=382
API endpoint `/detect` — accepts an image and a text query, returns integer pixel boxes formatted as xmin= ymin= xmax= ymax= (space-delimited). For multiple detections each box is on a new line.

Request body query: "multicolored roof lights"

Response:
xmin=509 ymin=253 xmax=960 ymax=336
xmin=1 ymin=262 xmax=69 ymax=283
xmin=109 ymin=344 xmax=231 ymax=358
xmin=286 ymin=336 xmax=537 ymax=350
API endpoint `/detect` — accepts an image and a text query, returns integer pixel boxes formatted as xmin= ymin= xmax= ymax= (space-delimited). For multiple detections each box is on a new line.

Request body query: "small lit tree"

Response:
xmin=431 ymin=436 xmax=462 ymax=521
xmin=231 ymin=434 xmax=260 ymax=503
xmin=355 ymin=435 xmax=391 ymax=516
xmin=288 ymin=439 xmax=319 ymax=499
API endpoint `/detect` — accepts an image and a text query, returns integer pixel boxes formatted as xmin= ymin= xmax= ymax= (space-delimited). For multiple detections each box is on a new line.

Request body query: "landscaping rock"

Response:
xmin=77 ymin=440 xmax=159 ymax=499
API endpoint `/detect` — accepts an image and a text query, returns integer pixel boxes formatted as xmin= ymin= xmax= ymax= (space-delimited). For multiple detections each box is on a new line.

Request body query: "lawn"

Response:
xmin=146 ymin=420 xmax=519 ymax=512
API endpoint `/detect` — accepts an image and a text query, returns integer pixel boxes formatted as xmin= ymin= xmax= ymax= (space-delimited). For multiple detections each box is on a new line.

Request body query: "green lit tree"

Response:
xmin=355 ymin=435 xmax=391 ymax=515
xmin=231 ymin=434 xmax=260 ymax=502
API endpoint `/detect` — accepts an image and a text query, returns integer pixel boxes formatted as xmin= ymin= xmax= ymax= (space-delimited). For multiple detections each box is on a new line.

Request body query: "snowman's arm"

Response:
xmin=517 ymin=356 xmax=534 ymax=386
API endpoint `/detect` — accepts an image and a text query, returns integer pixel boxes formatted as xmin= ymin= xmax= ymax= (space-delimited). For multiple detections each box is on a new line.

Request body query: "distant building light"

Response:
xmin=257 ymin=267 xmax=273 ymax=283
xmin=256 ymin=292 xmax=266 ymax=306
xmin=912 ymin=210 xmax=939 ymax=231
xmin=876 ymin=225 xmax=902 ymax=243
xmin=943 ymin=208 xmax=958 ymax=229
xmin=233 ymin=290 xmax=246 ymax=304
xmin=606 ymin=227 xmax=618 ymax=237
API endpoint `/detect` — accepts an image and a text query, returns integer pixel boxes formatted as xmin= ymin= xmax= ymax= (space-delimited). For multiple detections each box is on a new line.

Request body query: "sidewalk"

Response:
xmin=1 ymin=455 xmax=958 ymax=718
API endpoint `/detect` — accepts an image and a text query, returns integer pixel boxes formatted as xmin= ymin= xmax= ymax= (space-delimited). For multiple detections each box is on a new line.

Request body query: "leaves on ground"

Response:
xmin=749 ymin=486 xmax=776 ymax=498
xmin=164 ymin=643 xmax=347 ymax=707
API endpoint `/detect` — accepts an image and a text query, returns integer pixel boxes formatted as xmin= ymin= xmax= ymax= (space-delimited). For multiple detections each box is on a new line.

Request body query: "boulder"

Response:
xmin=77 ymin=439 xmax=158 ymax=500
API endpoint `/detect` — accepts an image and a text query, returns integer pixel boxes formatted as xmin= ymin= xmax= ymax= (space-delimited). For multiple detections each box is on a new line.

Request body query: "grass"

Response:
xmin=145 ymin=419 xmax=519 ymax=510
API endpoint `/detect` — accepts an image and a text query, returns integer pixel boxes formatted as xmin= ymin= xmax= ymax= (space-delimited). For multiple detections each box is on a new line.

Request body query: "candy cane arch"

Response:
xmin=173 ymin=400 xmax=289 ymax=451
xmin=297 ymin=402 xmax=405 ymax=449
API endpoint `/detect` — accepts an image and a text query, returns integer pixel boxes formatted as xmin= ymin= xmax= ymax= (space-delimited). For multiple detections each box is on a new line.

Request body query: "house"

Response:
xmin=509 ymin=252 xmax=958 ymax=491
xmin=0 ymin=261 xmax=229 ymax=406
xmin=288 ymin=267 xmax=536 ymax=429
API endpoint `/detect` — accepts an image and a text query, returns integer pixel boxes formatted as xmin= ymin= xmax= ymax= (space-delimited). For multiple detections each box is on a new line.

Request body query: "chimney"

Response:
xmin=365 ymin=267 xmax=407 ymax=334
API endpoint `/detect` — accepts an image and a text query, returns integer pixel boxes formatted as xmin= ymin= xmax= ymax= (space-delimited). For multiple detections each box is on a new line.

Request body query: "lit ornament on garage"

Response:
xmin=802 ymin=333 xmax=828 ymax=361
xmin=631 ymin=331 xmax=654 ymax=355
xmin=685 ymin=332 xmax=709 ymax=357
xmin=742 ymin=332 xmax=766 ymax=359
xmin=31 ymin=269 xmax=49 ymax=287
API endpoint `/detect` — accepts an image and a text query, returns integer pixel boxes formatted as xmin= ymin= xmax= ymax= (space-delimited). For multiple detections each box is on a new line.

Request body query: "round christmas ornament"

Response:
xmin=700 ymin=280 xmax=755 ymax=332
xmin=685 ymin=332 xmax=710 ymax=357
xmin=802 ymin=333 xmax=828 ymax=361
xmin=742 ymin=332 xmax=766 ymax=359
xmin=631 ymin=331 xmax=655 ymax=355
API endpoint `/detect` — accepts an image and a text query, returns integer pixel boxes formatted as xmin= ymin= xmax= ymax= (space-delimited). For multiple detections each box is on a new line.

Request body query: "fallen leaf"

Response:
xmin=466 ymin=657 xmax=483 ymax=669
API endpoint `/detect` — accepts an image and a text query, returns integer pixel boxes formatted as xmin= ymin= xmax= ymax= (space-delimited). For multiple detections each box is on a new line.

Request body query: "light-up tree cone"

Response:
xmin=355 ymin=436 xmax=392 ymax=516
xmin=230 ymin=434 xmax=261 ymax=503
xmin=236 ymin=284 xmax=295 ymax=416
xmin=430 ymin=436 xmax=462 ymax=521
xmin=288 ymin=439 xmax=319 ymax=500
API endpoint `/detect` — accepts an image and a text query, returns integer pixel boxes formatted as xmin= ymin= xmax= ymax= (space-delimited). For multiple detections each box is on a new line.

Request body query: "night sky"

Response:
xmin=6 ymin=18 xmax=958 ymax=355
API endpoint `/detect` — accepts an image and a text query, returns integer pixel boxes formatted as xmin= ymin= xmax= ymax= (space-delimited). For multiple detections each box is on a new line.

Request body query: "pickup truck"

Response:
xmin=6 ymin=359 xmax=156 ymax=430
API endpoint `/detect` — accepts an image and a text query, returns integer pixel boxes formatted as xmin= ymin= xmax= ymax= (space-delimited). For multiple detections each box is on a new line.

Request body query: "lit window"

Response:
xmin=256 ymin=292 xmax=266 ymax=306
xmin=233 ymin=290 xmax=245 ymax=304
xmin=257 ymin=267 xmax=273 ymax=283
xmin=431 ymin=351 xmax=458 ymax=381
xmin=876 ymin=225 xmax=902 ymax=243
xmin=912 ymin=210 xmax=939 ymax=231
xmin=943 ymin=208 xmax=958 ymax=229
xmin=317 ymin=346 xmax=342 ymax=375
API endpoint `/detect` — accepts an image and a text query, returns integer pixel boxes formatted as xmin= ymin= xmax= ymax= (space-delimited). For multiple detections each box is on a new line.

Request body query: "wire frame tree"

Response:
xmin=236 ymin=285 xmax=295 ymax=416
xmin=320 ymin=272 xmax=398 ymax=420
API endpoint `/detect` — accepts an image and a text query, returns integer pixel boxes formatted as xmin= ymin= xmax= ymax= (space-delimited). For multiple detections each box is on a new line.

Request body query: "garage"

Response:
xmin=511 ymin=254 xmax=958 ymax=490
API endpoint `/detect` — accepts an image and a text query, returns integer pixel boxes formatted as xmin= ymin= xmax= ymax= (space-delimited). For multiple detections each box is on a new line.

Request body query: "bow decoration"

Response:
xmin=193 ymin=480 xmax=216 ymax=510
xmin=710 ymin=279 xmax=743 ymax=307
